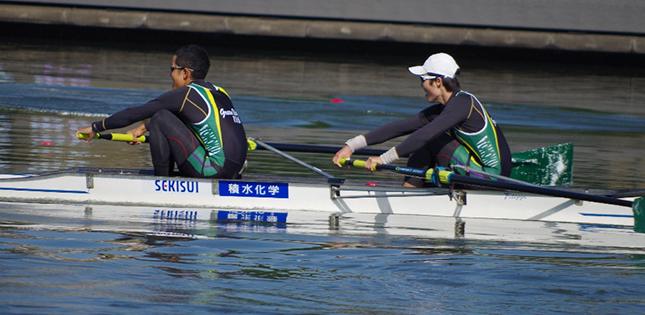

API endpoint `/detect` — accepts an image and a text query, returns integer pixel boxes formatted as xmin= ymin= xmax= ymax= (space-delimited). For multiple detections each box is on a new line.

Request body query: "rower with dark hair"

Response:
xmin=76 ymin=45 xmax=247 ymax=178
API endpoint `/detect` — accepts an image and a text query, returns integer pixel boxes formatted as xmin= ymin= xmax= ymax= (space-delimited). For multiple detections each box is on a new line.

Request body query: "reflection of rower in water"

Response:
xmin=76 ymin=45 xmax=247 ymax=179
xmin=333 ymin=52 xmax=511 ymax=187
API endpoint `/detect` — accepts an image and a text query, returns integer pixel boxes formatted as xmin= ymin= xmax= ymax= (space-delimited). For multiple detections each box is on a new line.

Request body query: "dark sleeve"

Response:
xmin=394 ymin=97 xmax=471 ymax=157
xmin=92 ymin=88 xmax=188 ymax=132
xmin=364 ymin=105 xmax=442 ymax=145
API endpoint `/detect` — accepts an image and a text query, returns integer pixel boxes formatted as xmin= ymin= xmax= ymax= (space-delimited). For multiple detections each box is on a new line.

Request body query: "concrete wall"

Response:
xmin=1 ymin=1 xmax=644 ymax=54
xmin=6 ymin=0 xmax=645 ymax=34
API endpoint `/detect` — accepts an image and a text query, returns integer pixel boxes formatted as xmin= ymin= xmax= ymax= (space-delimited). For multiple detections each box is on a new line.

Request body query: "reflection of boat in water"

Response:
xmin=1 ymin=201 xmax=644 ymax=252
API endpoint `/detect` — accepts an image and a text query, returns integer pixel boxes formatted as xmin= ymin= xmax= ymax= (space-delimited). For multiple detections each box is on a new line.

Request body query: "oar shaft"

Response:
xmin=80 ymin=134 xmax=383 ymax=155
xmin=341 ymin=158 xmax=435 ymax=180
xmin=447 ymin=173 xmax=633 ymax=207
xmin=251 ymin=137 xmax=337 ymax=180
xmin=258 ymin=143 xmax=387 ymax=156
xmin=341 ymin=158 xmax=633 ymax=208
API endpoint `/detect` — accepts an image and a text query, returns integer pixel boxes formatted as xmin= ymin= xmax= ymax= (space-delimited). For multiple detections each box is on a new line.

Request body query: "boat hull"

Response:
xmin=0 ymin=168 xmax=638 ymax=227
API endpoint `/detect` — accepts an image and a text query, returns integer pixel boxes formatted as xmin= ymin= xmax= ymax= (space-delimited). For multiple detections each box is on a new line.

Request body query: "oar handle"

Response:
xmin=78 ymin=133 xmax=148 ymax=143
xmin=82 ymin=134 xmax=255 ymax=149
xmin=339 ymin=158 xmax=453 ymax=184
xmin=339 ymin=158 xmax=375 ymax=171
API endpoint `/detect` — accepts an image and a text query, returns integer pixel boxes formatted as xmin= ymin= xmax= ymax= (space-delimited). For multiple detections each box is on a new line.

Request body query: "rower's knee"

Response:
xmin=403 ymin=176 xmax=426 ymax=188
xmin=403 ymin=181 xmax=421 ymax=188
xmin=150 ymin=109 xmax=174 ymax=124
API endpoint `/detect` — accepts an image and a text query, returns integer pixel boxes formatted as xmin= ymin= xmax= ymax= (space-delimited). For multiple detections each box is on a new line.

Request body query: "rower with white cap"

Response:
xmin=333 ymin=52 xmax=512 ymax=187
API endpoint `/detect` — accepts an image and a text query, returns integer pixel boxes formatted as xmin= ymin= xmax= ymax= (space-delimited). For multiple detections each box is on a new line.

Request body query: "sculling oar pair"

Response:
xmin=340 ymin=157 xmax=645 ymax=232
xmin=78 ymin=133 xmax=574 ymax=186
xmin=77 ymin=131 xmax=635 ymax=209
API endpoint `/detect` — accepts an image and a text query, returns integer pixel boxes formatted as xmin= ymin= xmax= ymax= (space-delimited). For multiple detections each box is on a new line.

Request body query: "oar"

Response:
xmin=339 ymin=158 xmax=634 ymax=208
xmin=78 ymin=133 xmax=148 ymax=143
xmin=249 ymin=137 xmax=343 ymax=184
xmin=78 ymin=133 xmax=358 ymax=161
xmin=79 ymin=133 xmax=384 ymax=155
xmin=249 ymin=142 xmax=387 ymax=156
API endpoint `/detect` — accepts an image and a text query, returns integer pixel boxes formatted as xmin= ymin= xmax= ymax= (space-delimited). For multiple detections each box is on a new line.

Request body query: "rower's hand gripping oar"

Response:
xmin=340 ymin=158 xmax=451 ymax=186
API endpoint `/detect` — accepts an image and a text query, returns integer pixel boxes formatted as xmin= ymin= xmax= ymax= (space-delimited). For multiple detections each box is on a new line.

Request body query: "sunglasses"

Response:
xmin=419 ymin=74 xmax=442 ymax=83
xmin=170 ymin=65 xmax=195 ymax=73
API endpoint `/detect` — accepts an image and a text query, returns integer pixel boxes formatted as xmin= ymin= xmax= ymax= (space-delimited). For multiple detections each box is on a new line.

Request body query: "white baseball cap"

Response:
xmin=408 ymin=53 xmax=460 ymax=79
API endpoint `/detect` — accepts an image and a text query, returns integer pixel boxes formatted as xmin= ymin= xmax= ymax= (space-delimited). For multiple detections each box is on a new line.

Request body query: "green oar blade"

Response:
xmin=633 ymin=197 xmax=645 ymax=233
xmin=511 ymin=142 xmax=573 ymax=186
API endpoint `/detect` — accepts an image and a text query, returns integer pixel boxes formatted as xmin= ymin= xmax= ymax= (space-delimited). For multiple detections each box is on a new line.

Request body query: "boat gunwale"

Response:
xmin=1 ymin=167 xmax=644 ymax=198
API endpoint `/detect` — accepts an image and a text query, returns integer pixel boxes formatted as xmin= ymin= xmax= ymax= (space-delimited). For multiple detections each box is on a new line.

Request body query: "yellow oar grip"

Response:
xmin=110 ymin=134 xmax=146 ymax=142
xmin=339 ymin=158 xmax=377 ymax=171
xmin=77 ymin=133 xmax=96 ymax=140
xmin=77 ymin=133 xmax=145 ymax=142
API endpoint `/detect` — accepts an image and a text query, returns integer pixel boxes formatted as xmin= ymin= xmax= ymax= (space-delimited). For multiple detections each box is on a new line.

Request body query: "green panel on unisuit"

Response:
xmin=510 ymin=142 xmax=573 ymax=186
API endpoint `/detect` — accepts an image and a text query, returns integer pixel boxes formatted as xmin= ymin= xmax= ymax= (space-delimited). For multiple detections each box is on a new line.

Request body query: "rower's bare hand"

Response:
xmin=333 ymin=145 xmax=353 ymax=167
xmin=365 ymin=156 xmax=383 ymax=173
xmin=75 ymin=126 xmax=95 ymax=143
xmin=126 ymin=124 xmax=147 ymax=145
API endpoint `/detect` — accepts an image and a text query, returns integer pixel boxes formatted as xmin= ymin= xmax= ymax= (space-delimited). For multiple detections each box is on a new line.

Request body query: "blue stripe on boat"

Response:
xmin=580 ymin=213 xmax=632 ymax=218
xmin=0 ymin=187 xmax=88 ymax=194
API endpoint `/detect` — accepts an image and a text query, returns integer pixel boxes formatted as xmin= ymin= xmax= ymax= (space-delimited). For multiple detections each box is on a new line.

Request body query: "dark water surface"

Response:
xmin=1 ymin=39 xmax=645 ymax=314
xmin=3 ymin=225 xmax=645 ymax=315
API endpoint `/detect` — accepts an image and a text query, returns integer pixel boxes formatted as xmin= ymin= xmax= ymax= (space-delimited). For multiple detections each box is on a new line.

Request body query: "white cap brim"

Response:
xmin=408 ymin=66 xmax=427 ymax=76
xmin=408 ymin=53 xmax=460 ymax=79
